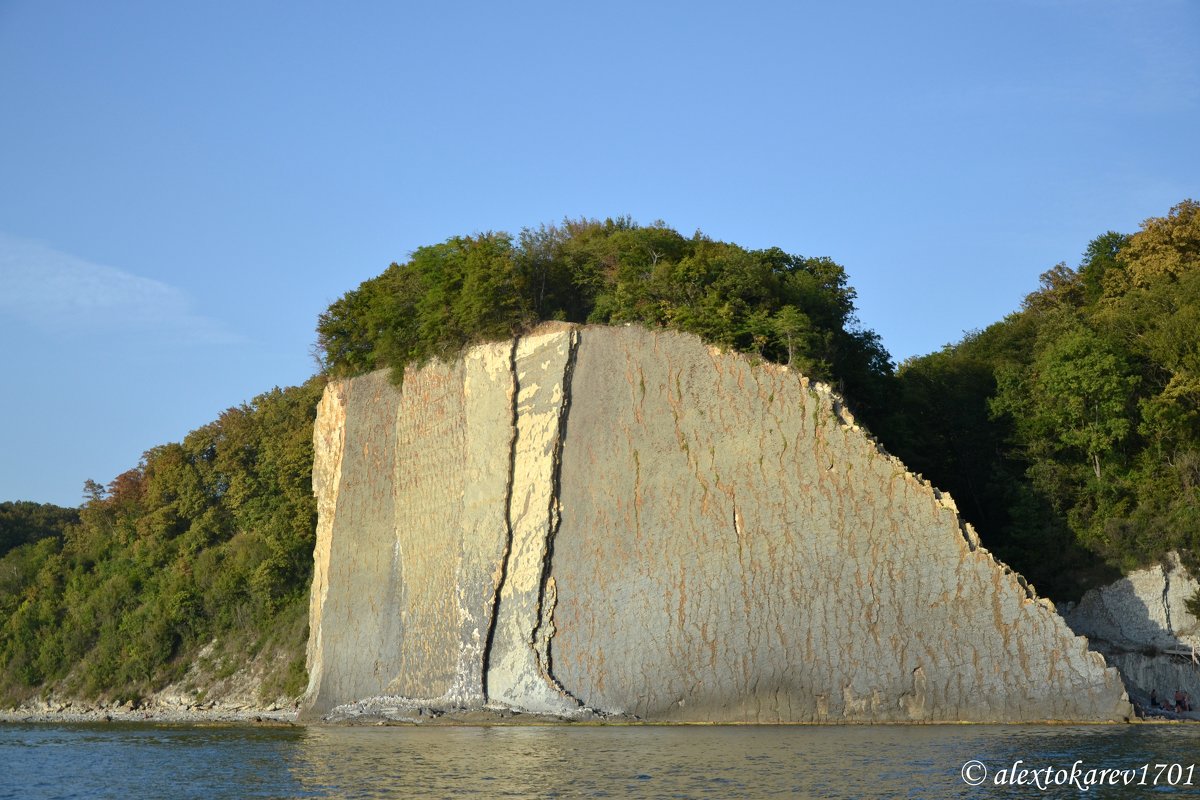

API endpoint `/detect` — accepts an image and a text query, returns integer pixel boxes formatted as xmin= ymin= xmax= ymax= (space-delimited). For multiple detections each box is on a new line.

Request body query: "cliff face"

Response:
xmin=1062 ymin=554 xmax=1200 ymax=708
xmin=302 ymin=325 xmax=1130 ymax=722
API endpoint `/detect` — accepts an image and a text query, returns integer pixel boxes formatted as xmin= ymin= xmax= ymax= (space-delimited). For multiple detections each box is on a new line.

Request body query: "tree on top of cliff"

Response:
xmin=315 ymin=218 xmax=894 ymax=423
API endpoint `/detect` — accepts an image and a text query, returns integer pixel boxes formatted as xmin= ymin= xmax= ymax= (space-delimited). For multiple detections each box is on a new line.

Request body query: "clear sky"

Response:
xmin=1 ymin=0 xmax=1197 ymax=507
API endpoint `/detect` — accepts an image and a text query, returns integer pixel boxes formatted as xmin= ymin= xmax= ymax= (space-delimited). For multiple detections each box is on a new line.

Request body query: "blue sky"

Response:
xmin=2 ymin=0 xmax=1197 ymax=507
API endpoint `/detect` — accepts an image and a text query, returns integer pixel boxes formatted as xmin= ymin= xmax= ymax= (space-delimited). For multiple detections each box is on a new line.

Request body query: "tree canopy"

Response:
xmin=0 ymin=502 xmax=78 ymax=560
xmin=316 ymin=218 xmax=894 ymax=424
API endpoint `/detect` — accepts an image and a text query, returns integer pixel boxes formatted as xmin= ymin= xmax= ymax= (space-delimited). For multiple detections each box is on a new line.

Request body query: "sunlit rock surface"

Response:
xmin=1062 ymin=553 xmax=1200 ymax=709
xmin=302 ymin=325 xmax=1130 ymax=722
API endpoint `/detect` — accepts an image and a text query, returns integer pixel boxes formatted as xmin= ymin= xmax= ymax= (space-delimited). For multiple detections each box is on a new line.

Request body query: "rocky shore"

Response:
xmin=3 ymin=692 xmax=1193 ymax=725
xmin=0 ymin=696 xmax=298 ymax=725
xmin=1061 ymin=553 xmax=1200 ymax=721
xmin=0 ymin=695 xmax=616 ymax=726
xmin=318 ymin=698 xmax=613 ymax=726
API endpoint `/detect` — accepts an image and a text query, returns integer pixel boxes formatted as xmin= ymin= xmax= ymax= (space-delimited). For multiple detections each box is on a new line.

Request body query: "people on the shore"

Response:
xmin=1145 ymin=687 xmax=1197 ymax=714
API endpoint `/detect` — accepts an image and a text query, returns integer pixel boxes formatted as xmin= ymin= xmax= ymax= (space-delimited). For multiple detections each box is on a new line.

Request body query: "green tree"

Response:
xmin=314 ymin=218 xmax=893 ymax=420
xmin=771 ymin=305 xmax=811 ymax=367
xmin=997 ymin=321 xmax=1139 ymax=481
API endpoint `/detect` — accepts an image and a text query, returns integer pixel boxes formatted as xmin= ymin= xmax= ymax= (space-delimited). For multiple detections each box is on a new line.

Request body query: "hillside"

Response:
xmin=880 ymin=201 xmax=1200 ymax=600
xmin=0 ymin=381 xmax=322 ymax=707
xmin=2 ymin=206 xmax=1197 ymax=709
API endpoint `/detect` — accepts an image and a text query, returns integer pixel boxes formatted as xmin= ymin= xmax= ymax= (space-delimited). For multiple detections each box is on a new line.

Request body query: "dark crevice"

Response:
xmin=532 ymin=329 xmax=583 ymax=706
xmin=480 ymin=336 xmax=521 ymax=703
xmin=1163 ymin=565 xmax=1173 ymax=636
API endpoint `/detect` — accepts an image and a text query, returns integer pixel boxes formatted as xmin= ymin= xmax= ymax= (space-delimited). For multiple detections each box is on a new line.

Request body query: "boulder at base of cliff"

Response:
xmin=301 ymin=325 xmax=1130 ymax=723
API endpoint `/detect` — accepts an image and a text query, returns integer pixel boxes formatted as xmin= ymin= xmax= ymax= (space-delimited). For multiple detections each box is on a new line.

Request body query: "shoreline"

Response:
xmin=4 ymin=707 xmax=1197 ymax=726
xmin=3 ymin=689 xmax=1196 ymax=727
xmin=0 ymin=701 xmax=299 ymax=726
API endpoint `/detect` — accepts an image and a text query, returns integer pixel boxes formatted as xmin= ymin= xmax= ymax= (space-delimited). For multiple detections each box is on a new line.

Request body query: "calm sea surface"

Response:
xmin=2 ymin=723 xmax=1199 ymax=799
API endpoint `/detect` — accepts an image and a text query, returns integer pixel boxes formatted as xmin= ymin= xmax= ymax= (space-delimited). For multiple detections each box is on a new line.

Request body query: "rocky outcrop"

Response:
xmin=304 ymin=339 xmax=516 ymax=712
xmin=301 ymin=325 xmax=1130 ymax=722
xmin=1061 ymin=554 xmax=1200 ymax=708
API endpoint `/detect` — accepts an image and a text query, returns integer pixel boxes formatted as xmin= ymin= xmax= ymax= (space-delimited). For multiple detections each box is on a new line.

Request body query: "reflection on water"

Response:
xmin=295 ymin=725 xmax=832 ymax=798
xmin=288 ymin=724 xmax=1200 ymax=799
xmin=3 ymin=723 xmax=1200 ymax=799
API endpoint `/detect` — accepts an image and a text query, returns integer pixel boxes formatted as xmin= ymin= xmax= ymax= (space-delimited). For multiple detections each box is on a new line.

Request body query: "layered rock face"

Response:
xmin=1062 ymin=554 xmax=1200 ymax=707
xmin=302 ymin=325 xmax=1130 ymax=722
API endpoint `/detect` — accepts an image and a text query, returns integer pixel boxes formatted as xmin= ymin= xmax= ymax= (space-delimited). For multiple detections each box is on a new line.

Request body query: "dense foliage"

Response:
xmin=317 ymin=218 xmax=894 ymax=424
xmin=0 ymin=379 xmax=323 ymax=704
xmin=881 ymin=201 xmax=1200 ymax=599
xmin=0 ymin=502 xmax=78 ymax=560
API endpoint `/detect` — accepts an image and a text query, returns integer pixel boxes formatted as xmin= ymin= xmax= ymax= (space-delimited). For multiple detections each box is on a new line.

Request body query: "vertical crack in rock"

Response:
xmin=485 ymin=330 xmax=582 ymax=714
xmin=1060 ymin=553 xmax=1200 ymax=706
xmin=531 ymin=329 xmax=583 ymax=706
xmin=480 ymin=337 xmax=520 ymax=703
xmin=1162 ymin=563 xmax=1174 ymax=636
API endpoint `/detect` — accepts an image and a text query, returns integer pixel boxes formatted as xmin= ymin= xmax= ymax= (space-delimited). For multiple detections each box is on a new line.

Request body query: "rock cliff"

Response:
xmin=302 ymin=325 xmax=1130 ymax=722
xmin=1062 ymin=554 xmax=1200 ymax=710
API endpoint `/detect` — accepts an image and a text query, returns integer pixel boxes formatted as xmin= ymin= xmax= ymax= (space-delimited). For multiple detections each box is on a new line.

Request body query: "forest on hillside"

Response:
xmin=1 ymin=203 xmax=1197 ymax=705
xmin=885 ymin=201 xmax=1200 ymax=599
xmin=0 ymin=382 xmax=322 ymax=704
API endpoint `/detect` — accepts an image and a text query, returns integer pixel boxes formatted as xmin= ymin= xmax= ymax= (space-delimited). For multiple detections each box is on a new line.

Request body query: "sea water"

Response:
xmin=2 ymin=723 xmax=1199 ymax=799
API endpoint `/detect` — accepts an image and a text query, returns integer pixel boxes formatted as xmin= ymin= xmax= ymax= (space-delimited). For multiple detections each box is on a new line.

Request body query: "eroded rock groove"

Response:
xmin=479 ymin=337 xmax=520 ymax=704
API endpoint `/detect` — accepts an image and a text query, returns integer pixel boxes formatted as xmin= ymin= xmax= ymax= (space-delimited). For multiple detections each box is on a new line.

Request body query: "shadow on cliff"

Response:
xmin=930 ymin=480 xmax=1122 ymax=603
xmin=1061 ymin=560 xmax=1200 ymax=711
xmin=998 ymin=533 xmax=1123 ymax=604
xmin=866 ymin=381 xmax=1123 ymax=604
